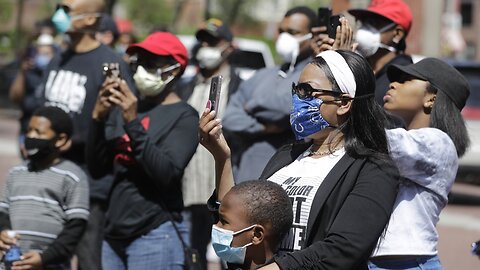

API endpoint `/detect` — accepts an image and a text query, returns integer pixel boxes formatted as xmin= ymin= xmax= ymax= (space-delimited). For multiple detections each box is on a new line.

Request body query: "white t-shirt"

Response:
xmin=268 ymin=147 xmax=345 ymax=253
xmin=372 ymin=128 xmax=458 ymax=257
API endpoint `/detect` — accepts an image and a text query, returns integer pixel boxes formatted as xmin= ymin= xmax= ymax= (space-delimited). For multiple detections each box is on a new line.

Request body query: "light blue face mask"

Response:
xmin=52 ymin=8 xmax=101 ymax=34
xmin=52 ymin=8 xmax=71 ymax=34
xmin=211 ymin=224 xmax=256 ymax=264
xmin=34 ymin=54 xmax=52 ymax=69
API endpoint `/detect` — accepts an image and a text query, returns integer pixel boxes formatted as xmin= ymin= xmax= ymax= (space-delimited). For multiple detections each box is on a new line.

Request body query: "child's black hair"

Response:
xmin=230 ymin=180 xmax=293 ymax=249
xmin=32 ymin=106 xmax=73 ymax=138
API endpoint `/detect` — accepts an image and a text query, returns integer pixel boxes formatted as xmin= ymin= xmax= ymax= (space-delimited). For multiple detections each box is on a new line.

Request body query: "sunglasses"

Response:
xmin=292 ymin=82 xmax=343 ymax=99
xmin=56 ymin=4 xmax=71 ymax=14
xmin=130 ymin=57 xmax=180 ymax=77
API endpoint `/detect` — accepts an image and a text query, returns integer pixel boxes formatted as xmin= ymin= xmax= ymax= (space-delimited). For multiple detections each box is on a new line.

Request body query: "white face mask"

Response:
xmin=275 ymin=32 xmax=312 ymax=63
xmin=355 ymin=23 xmax=397 ymax=57
xmin=196 ymin=45 xmax=228 ymax=70
xmin=133 ymin=64 xmax=179 ymax=97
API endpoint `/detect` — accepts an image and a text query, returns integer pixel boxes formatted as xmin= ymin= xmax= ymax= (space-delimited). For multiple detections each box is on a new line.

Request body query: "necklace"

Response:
xmin=308 ymin=145 xmax=343 ymax=156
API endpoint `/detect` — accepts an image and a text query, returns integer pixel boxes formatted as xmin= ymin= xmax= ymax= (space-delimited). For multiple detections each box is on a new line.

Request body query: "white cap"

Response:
xmin=36 ymin=34 xmax=54 ymax=46
xmin=6 ymin=230 xmax=16 ymax=238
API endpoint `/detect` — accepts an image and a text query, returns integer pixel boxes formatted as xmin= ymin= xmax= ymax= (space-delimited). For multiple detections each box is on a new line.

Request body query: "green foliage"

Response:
xmin=0 ymin=0 xmax=13 ymax=23
xmin=119 ymin=0 xmax=175 ymax=34
xmin=290 ymin=0 xmax=330 ymax=10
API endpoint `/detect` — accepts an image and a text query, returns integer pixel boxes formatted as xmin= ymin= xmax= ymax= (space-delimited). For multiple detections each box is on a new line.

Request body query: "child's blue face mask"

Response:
xmin=211 ymin=224 xmax=256 ymax=264
xmin=290 ymin=94 xmax=331 ymax=140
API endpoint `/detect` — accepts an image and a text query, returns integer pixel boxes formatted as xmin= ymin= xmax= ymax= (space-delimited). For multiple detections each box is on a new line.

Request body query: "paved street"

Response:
xmin=0 ymin=112 xmax=479 ymax=269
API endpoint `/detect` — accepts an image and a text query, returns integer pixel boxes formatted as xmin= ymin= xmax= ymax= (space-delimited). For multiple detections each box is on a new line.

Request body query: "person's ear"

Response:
xmin=423 ymin=93 xmax=436 ymax=113
xmin=251 ymin=225 xmax=265 ymax=245
xmin=85 ymin=14 xmax=99 ymax=27
xmin=392 ymin=26 xmax=406 ymax=44
xmin=223 ymin=44 xmax=235 ymax=57
xmin=336 ymin=96 xmax=352 ymax=116
xmin=55 ymin=133 xmax=72 ymax=152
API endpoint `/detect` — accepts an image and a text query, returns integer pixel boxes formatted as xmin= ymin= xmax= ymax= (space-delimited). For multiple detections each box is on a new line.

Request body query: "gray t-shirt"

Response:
xmin=0 ymin=160 xmax=89 ymax=253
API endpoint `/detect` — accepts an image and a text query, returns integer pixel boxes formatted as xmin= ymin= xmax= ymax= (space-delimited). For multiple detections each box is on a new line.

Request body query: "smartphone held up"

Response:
xmin=103 ymin=62 xmax=120 ymax=81
xmin=208 ymin=75 xmax=223 ymax=113
xmin=316 ymin=7 xmax=343 ymax=39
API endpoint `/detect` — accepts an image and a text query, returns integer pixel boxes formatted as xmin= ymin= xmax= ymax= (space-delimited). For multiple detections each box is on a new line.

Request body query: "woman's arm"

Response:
xmin=386 ymin=127 xmax=458 ymax=199
xmin=124 ymin=109 xmax=199 ymax=187
xmin=199 ymin=105 xmax=235 ymax=201
xmin=86 ymin=79 xmax=119 ymax=178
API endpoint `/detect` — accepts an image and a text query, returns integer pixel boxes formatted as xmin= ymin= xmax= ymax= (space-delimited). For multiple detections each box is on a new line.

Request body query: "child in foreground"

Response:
xmin=211 ymin=180 xmax=293 ymax=270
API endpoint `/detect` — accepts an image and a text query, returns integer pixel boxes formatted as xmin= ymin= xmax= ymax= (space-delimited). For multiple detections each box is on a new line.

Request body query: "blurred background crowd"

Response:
xmin=0 ymin=0 xmax=479 ymax=269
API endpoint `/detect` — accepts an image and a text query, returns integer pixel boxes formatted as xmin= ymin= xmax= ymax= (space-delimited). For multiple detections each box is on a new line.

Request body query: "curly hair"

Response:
xmin=32 ymin=106 xmax=73 ymax=139
xmin=230 ymin=180 xmax=293 ymax=249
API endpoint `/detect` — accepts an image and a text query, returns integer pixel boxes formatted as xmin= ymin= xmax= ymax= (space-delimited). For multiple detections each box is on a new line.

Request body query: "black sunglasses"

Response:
xmin=56 ymin=4 xmax=71 ymax=14
xmin=292 ymin=82 xmax=343 ymax=99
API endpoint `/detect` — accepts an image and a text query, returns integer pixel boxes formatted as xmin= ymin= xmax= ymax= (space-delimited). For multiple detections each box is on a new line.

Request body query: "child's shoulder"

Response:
xmin=7 ymin=163 xmax=29 ymax=176
xmin=49 ymin=160 xmax=88 ymax=183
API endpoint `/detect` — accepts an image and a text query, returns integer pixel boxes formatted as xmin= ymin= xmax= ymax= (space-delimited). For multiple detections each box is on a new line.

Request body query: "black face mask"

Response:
xmin=24 ymin=137 xmax=57 ymax=161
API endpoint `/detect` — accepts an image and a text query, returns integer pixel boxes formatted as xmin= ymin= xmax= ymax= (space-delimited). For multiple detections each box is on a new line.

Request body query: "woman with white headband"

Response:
xmin=199 ymin=50 xmax=399 ymax=270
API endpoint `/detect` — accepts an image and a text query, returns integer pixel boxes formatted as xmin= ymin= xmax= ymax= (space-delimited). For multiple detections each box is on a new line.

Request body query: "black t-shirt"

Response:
xmin=37 ymin=44 xmax=136 ymax=200
xmin=87 ymin=101 xmax=199 ymax=241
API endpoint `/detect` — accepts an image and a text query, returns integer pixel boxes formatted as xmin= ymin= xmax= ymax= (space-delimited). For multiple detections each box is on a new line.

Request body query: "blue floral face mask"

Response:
xmin=211 ymin=224 xmax=256 ymax=264
xmin=290 ymin=94 xmax=330 ymax=140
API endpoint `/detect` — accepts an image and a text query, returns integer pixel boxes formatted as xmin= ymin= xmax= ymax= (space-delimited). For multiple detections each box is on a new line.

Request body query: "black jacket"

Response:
xmin=260 ymin=143 xmax=399 ymax=270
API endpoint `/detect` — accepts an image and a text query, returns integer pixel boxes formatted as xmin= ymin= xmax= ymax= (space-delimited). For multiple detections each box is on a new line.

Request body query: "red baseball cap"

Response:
xmin=349 ymin=0 xmax=413 ymax=33
xmin=126 ymin=32 xmax=188 ymax=71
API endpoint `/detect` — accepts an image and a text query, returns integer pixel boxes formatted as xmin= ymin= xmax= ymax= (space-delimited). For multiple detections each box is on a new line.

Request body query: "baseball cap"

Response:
xmin=98 ymin=14 xmax=119 ymax=37
xmin=36 ymin=34 xmax=55 ymax=46
xmin=387 ymin=58 xmax=470 ymax=110
xmin=195 ymin=18 xmax=233 ymax=43
xmin=126 ymin=32 xmax=188 ymax=71
xmin=349 ymin=0 xmax=413 ymax=33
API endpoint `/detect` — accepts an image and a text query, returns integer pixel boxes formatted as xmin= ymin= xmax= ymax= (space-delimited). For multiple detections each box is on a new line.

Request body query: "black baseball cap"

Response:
xmin=98 ymin=14 xmax=119 ymax=37
xmin=387 ymin=58 xmax=470 ymax=110
xmin=195 ymin=18 xmax=233 ymax=44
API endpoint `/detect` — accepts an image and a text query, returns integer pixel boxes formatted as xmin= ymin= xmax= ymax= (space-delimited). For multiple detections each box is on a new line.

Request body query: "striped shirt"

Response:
xmin=0 ymin=160 xmax=89 ymax=253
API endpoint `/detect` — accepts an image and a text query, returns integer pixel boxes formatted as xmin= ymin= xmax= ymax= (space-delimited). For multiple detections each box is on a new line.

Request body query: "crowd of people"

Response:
xmin=0 ymin=0 xmax=474 ymax=269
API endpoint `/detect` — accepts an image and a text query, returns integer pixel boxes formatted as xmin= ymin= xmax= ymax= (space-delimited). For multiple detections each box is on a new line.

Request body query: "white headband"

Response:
xmin=317 ymin=50 xmax=357 ymax=97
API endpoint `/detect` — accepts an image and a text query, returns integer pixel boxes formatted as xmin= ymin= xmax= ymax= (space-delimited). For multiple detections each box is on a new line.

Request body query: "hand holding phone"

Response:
xmin=103 ymin=63 xmax=120 ymax=81
xmin=317 ymin=7 xmax=332 ymax=32
xmin=328 ymin=15 xmax=343 ymax=39
xmin=208 ymin=75 xmax=223 ymax=113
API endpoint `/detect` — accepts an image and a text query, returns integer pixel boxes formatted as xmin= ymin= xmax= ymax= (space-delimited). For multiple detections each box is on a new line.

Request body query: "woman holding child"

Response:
xmin=200 ymin=49 xmax=399 ymax=269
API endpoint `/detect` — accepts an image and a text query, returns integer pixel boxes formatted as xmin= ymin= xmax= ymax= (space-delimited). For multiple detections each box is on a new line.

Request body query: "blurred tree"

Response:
xmin=119 ymin=0 xmax=175 ymax=34
xmin=291 ymin=0 xmax=330 ymax=10
xmin=212 ymin=0 xmax=256 ymax=26
xmin=0 ymin=0 xmax=13 ymax=23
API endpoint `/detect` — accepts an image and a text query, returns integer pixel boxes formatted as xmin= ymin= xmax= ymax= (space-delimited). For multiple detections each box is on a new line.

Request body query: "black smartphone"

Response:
xmin=328 ymin=15 xmax=342 ymax=39
xmin=208 ymin=75 xmax=223 ymax=113
xmin=103 ymin=62 xmax=120 ymax=81
xmin=317 ymin=7 xmax=332 ymax=32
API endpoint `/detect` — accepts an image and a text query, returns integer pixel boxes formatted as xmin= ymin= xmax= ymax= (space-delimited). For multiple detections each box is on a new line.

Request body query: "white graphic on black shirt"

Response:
xmin=45 ymin=70 xmax=87 ymax=113
xmin=278 ymin=177 xmax=315 ymax=252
